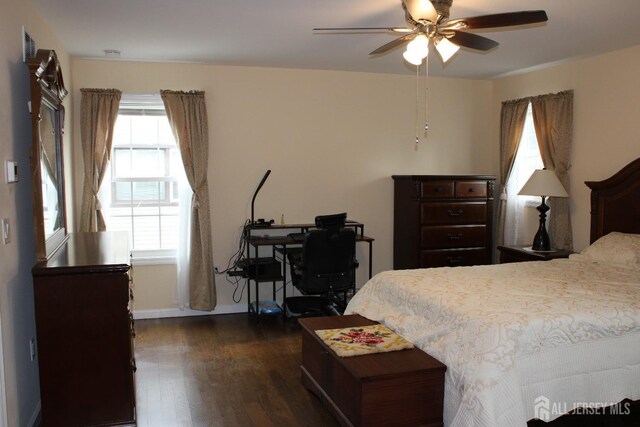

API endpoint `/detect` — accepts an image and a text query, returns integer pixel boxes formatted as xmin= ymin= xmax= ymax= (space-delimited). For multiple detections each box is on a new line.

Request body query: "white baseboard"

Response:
xmin=133 ymin=304 xmax=246 ymax=320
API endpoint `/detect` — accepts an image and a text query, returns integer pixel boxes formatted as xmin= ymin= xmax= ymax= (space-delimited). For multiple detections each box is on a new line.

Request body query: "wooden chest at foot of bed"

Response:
xmin=299 ymin=315 xmax=446 ymax=427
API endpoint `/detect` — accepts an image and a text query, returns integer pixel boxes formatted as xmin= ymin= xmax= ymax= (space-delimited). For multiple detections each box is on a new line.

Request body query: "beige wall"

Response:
xmin=0 ymin=0 xmax=72 ymax=424
xmin=130 ymin=264 xmax=177 ymax=312
xmin=70 ymin=60 xmax=496 ymax=313
xmin=494 ymin=44 xmax=640 ymax=251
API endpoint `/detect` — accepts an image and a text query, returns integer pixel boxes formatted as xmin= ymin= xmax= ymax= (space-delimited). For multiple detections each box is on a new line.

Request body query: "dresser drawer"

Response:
xmin=422 ymin=202 xmax=487 ymax=225
xmin=421 ymin=248 xmax=488 ymax=267
xmin=455 ymin=181 xmax=487 ymax=198
xmin=421 ymin=181 xmax=454 ymax=199
xmin=422 ymin=225 xmax=486 ymax=249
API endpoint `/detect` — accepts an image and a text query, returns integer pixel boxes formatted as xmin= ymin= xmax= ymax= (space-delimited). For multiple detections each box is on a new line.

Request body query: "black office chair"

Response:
xmin=284 ymin=213 xmax=358 ymax=317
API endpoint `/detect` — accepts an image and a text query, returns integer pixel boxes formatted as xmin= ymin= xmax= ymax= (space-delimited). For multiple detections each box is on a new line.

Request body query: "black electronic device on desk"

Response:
xmin=251 ymin=218 xmax=274 ymax=228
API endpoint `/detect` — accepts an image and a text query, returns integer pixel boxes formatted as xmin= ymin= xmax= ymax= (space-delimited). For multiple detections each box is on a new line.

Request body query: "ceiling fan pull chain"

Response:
xmin=424 ymin=55 xmax=429 ymax=136
xmin=414 ymin=62 xmax=420 ymax=150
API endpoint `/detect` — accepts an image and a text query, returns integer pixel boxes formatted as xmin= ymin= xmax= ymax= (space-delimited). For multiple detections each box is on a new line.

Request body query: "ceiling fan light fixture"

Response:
xmin=406 ymin=34 xmax=430 ymax=57
xmin=404 ymin=34 xmax=429 ymax=65
xmin=402 ymin=0 xmax=438 ymax=23
xmin=435 ymin=37 xmax=460 ymax=62
xmin=403 ymin=49 xmax=424 ymax=65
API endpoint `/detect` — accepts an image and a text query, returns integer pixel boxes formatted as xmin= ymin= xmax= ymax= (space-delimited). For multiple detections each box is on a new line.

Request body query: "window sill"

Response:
xmin=131 ymin=256 xmax=177 ymax=266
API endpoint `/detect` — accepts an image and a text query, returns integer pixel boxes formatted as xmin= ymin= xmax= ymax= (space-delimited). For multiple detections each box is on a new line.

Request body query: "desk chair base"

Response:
xmin=284 ymin=296 xmax=341 ymax=318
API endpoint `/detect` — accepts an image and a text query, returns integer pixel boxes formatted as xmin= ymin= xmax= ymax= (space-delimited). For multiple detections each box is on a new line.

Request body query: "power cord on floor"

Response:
xmin=220 ymin=219 xmax=250 ymax=303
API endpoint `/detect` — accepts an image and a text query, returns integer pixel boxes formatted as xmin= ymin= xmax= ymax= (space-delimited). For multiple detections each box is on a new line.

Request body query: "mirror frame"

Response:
xmin=28 ymin=49 xmax=69 ymax=261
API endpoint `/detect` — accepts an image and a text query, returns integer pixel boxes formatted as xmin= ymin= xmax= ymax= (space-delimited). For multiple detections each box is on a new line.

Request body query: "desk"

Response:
xmin=244 ymin=221 xmax=374 ymax=317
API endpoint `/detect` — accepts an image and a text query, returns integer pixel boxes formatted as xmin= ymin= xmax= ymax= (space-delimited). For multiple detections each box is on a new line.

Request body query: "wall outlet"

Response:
xmin=29 ymin=338 xmax=36 ymax=361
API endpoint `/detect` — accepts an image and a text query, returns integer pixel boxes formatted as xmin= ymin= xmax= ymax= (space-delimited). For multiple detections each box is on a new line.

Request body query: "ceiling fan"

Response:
xmin=314 ymin=0 xmax=548 ymax=64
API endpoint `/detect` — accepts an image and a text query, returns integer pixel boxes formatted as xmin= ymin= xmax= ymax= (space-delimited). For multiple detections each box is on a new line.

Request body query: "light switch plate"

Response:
xmin=6 ymin=161 xmax=18 ymax=183
xmin=1 ymin=218 xmax=9 ymax=245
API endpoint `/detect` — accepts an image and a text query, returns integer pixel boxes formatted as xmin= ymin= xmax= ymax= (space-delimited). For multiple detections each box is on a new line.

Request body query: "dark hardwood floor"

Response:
xmin=135 ymin=313 xmax=639 ymax=427
xmin=134 ymin=313 xmax=338 ymax=427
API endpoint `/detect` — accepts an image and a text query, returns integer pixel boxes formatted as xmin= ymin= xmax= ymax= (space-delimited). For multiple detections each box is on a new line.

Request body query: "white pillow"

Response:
xmin=575 ymin=232 xmax=640 ymax=268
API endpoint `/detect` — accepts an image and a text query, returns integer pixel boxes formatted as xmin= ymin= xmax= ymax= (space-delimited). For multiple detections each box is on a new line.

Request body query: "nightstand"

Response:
xmin=497 ymin=245 xmax=573 ymax=264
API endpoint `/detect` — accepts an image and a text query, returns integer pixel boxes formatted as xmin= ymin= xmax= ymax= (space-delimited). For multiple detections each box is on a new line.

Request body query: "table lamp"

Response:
xmin=518 ymin=169 xmax=569 ymax=251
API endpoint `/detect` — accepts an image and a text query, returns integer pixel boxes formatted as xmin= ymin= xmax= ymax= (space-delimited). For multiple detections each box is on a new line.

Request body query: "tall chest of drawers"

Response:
xmin=393 ymin=175 xmax=496 ymax=269
xmin=32 ymin=231 xmax=136 ymax=426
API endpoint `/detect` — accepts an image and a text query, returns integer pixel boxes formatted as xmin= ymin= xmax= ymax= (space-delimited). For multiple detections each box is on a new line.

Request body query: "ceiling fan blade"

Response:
xmin=314 ymin=27 xmax=413 ymax=33
xmin=370 ymin=33 xmax=416 ymax=55
xmin=448 ymin=31 xmax=498 ymax=51
xmin=402 ymin=0 xmax=437 ymax=23
xmin=447 ymin=10 xmax=548 ymax=30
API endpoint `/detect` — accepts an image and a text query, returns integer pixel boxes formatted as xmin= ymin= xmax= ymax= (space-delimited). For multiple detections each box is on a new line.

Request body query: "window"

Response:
xmin=504 ymin=103 xmax=544 ymax=244
xmin=509 ymin=104 xmax=544 ymax=199
xmin=103 ymin=94 xmax=183 ymax=257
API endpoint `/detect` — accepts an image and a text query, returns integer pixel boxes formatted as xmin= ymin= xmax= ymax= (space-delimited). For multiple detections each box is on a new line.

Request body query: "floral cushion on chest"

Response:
xmin=315 ymin=324 xmax=414 ymax=357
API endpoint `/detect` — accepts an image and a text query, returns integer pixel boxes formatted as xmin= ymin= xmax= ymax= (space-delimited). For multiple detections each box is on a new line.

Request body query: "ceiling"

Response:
xmin=31 ymin=0 xmax=640 ymax=79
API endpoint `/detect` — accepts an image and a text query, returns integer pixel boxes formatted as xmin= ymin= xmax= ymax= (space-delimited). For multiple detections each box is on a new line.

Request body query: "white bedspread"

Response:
xmin=345 ymin=258 xmax=640 ymax=426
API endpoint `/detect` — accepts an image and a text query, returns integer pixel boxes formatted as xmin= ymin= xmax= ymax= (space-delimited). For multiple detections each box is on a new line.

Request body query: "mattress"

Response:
xmin=345 ymin=257 xmax=640 ymax=426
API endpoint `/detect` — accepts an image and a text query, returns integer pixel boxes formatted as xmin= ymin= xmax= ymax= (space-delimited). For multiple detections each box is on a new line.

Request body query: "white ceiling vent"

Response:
xmin=103 ymin=49 xmax=121 ymax=58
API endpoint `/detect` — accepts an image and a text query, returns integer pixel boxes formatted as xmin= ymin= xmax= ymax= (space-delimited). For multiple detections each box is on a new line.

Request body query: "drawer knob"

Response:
xmin=447 ymin=209 xmax=464 ymax=217
xmin=468 ymin=188 xmax=475 ymax=193
xmin=447 ymin=233 xmax=463 ymax=240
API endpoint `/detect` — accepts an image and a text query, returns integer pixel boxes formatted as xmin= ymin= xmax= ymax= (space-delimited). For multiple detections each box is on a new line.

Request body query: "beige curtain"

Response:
xmin=531 ymin=90 xmax=574 ymax=251
xmin=161 ymin=90 xmax=215 ymax=311
xmin=497 ymin=98 xmax=530 ymax=246
xmin=80 ymin=88 xmax=122 ymax=232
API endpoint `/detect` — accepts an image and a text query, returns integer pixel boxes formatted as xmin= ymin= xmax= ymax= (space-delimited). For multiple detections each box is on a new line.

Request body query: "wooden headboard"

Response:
xmin=585 ymin=157 xmax=640 ymax=243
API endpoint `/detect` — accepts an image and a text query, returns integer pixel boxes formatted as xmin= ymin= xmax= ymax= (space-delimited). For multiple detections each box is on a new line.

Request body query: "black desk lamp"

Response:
xmin=518 ymin=169 xmax=569 ymax=251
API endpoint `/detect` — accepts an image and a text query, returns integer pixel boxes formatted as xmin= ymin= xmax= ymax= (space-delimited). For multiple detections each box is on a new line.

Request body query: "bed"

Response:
xmin=345 ymin=158 xmax=640 ymax=427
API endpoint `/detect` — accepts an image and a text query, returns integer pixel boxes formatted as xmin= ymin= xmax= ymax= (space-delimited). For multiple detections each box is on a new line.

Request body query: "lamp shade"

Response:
xmin=518 ymin=169 xmax=569 ymax=197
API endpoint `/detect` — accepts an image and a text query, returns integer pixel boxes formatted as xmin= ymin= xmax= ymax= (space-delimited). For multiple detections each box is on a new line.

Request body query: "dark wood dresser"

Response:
xmin=32 ymin=232 xmax=136 ymax=426
xmin=393 ymin=175 xmax=496 ymax=269
xmin=299 ymin=315 xmax=445 ymax=427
